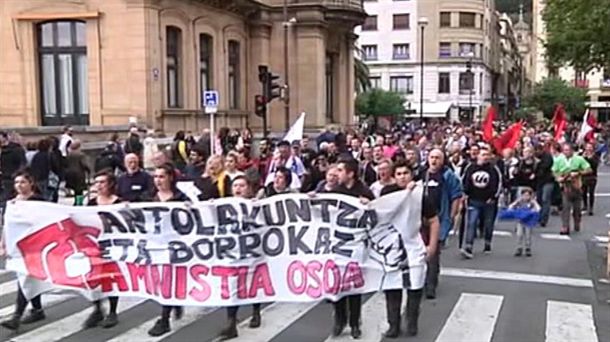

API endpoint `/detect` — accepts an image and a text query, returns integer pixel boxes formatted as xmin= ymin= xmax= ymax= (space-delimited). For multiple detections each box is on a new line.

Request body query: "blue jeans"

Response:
xmin=465 ymin=200 xmax=496 ymax=248
xmin=537 ymin=183 xmax=554 ymax=225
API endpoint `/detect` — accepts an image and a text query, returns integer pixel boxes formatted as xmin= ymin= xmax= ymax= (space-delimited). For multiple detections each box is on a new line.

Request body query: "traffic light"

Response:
xmin=255 ymin=95 xmax=266 ymax=118
xmin=265 ymin=72 xmax=281 ymax=101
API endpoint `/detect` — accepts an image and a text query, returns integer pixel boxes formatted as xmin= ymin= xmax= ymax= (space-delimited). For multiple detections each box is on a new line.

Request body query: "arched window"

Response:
xmin=166 ymin=26 xmax=182 ymax=108
xmin=38 ymin=21 xmax=88 ymax=125
xmin=228 ymin=40 xmax=240 ymax=109
xmin=200 ymin=34 xmax=214 ymax=107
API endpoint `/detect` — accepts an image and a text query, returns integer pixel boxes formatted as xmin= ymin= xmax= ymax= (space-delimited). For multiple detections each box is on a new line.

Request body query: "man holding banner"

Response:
xmin=381 ymin=160 xmax=440 ymax=338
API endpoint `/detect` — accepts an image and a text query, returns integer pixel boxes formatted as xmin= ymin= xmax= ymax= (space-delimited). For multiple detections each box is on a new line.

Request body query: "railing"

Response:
xmin=323 ymin=0 xmax=364 ymax=9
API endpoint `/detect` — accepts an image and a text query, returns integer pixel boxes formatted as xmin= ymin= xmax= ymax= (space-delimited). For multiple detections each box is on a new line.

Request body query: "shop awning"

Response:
xmin=404 ymin=101 xmax=453 ymax=118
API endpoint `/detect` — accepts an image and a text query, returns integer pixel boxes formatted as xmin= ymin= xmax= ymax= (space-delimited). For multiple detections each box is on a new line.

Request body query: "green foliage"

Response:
xmin=543 ymin=0 xmax=610 ymax=71
xmin=355 ymin=89 xmax=405 ymax=117
xmin=513 ymin=106 xmax=537 ymax=122
xmin=524 ymin=78 xmax=587 ymax=119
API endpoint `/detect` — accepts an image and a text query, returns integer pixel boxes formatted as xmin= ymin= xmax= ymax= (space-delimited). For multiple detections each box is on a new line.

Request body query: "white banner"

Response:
xmin=3 ymin=190 xmax=427 ymax=306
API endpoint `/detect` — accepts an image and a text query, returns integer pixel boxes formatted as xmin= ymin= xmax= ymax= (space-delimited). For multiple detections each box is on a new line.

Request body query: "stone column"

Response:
xmin=294 ymin=24 xmax=326 ymax=128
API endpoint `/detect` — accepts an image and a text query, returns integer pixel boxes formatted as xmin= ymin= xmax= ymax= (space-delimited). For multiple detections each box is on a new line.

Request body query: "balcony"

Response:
xmin=574 ymin=79 xmax=589 ymax=89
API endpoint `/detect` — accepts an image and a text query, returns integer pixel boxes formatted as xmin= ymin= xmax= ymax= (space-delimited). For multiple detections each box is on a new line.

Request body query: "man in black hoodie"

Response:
xmin=1 ymin=131 xmax=26 ymax=205
xmin=460 ymin=147 xmax=502 ymax=259
xmin=535 ymin=144 xmax=555 ymax=226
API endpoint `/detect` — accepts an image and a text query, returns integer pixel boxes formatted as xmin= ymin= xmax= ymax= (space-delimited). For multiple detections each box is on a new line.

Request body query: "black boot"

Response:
xmin=21 ymin=308 xmax=46 ymax=324
xmin=219 ymin=318 xmax=238 ymax=340
xmin=0 ymin=314 xmax=21 ymax=331
xmin=83 ymin=308 xmax=104 ymax=329
xmin=332 ymin=321 xmax=346 ymax=337
xmin=249 ymin=306 xmax=261 ymax=328
xmin=101 ymin=312 xmax=118 ymax=328
xmin=406 ymin=289 xmax=423 ymax=337
xmin=148 ymin=318 xmax=170 ymax=337
xmin=384 ymin=324 xmax=400 ymax=338
xmin=350 ymin=325 xmax=362 ymax=339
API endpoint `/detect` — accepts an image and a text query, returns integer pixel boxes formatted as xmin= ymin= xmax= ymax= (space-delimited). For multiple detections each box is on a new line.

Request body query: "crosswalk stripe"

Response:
xmin=11 ymin=298 xmax=146 ymax=342
xmin=325 ymin=292 xmax=386 ymax=341
xmin=0 ymin=279 xmax=18 ymax=297
xmin=434 ymin=293 xmax=503 ymax=342
xmin=0 ymin=292 xmax=77 ymax=318
xmin=107 ymin=305 xmax=217 ymax=342
xmin=540 ymin=233 xmax=571 ymax=241
xmin=545 ymin=301 xmax=598 ymax=342
xmin=493 ymin=231 xmax=512 ymax=237
xmin=442 ymin=268 xmax=594 ymax=288
xmin=593 ymin=235 xmax=609 ymax=243
xmin=224 ymin=302 xmax=318 ymax=342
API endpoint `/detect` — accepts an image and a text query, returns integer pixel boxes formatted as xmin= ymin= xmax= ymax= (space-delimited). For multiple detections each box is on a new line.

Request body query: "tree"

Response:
xmin=355 ymin=89 xmax=405 ymax=117
xmin=524 ymin=78 xmax=587 ymax=119
xmin=543 ymin=0 xmax=610 ymax=72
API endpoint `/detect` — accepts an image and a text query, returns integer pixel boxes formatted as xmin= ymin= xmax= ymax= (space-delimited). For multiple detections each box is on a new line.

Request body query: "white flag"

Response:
xmin=577 ymin=109 xmax=593 ymax=144
xmin=283 ymin=112 xmax=306 ymax=143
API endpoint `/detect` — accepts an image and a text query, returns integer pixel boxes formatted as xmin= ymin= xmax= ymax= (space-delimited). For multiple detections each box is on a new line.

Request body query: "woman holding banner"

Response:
xmin=219 ymin=175 xmax=262 ymax=340
xmin=0 ymin=170 xmax=48 ymax=331
xmin=82 ymin=169 xmax=123 ymax=329
xmin=148 ymin=163 xmax=187 ymax=337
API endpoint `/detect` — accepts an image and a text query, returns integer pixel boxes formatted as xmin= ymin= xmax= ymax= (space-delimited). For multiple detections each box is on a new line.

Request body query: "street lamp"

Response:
xmin=418 ymin=17 xmax=428 ymax=123
xmin=282 ymin=1 xmax=296 ymax=131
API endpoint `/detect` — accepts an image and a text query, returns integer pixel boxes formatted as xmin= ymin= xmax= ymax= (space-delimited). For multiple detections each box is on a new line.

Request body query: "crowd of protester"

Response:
xmin=0 ymin=117 xmax=609 ymax=339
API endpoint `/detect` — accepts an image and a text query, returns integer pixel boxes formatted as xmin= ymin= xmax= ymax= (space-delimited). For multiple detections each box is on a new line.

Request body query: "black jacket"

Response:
xmin=1 ymin=142 xmax=26 ymax=181
xmin=535 ymin=152 xmax=554 ymax=186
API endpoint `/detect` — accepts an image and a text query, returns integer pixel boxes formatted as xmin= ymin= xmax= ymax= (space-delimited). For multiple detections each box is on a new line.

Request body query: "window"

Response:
xmin=362 ymin=16 xmax=377 ymax=31
xmin=228 ymin=40 xmax=241 ymax=109
xmin=459 ymin=72 xmax=474 ymax=94
xmin=392 ymin=44 xmax=410 ymax=60
xmin=459 ymin=12 xmax=476 ymax=28
xmin=438 ymin=72 xmax=450 ymax=94
xmin=362 ymin=45 xmax=378 ymax=61
xmin=390 ymin=76 xmax=413 ymax=94
xmin=326 ymin=54 xmax=334 ymax=121
xmin=393 ymin=14 xmax=410 ymax=29
xmin=439 ymin=42 xmax=452 ymax=58
xmin=166 ymin=26 xmax=182 ymax=108
xmin=479 ymin=73 xmax=483 ymax=95
xmin=369 ymin=77 xmax=381 ymax=89
xmin=459 ymin=42 xmax=476 ymax=57
xmin=199 ymin=34 xmax=213 ymax=107
xmin=440 ymin=12 xmax=451 ymax=27
xmin=38 ymin=21 xmax=89 ymax=126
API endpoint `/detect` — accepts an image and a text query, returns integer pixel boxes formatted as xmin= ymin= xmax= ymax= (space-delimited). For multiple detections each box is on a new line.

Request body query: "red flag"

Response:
xmin=552 ymin=104 xmax=567 ymax=141
xmin=492 ymin=121 xmax=523 ymax=152
xmin=585 ymin=110 xmax=597 ymax=142
xmin=482 ymin=106 xmax=496 ymax=142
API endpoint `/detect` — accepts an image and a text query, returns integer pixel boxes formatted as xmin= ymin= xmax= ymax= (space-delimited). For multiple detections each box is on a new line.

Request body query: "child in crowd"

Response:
xmin=508 ymin=187 xmax=541 ymax=257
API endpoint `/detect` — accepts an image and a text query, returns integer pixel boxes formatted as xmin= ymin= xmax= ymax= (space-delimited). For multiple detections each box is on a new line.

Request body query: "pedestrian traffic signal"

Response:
xmin=255 ymin=95 xmax=266 ymax=118
xmin=258 ymin=65 xmax=269 ymax=83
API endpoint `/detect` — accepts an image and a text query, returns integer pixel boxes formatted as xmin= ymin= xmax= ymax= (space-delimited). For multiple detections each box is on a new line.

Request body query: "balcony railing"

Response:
xmin=574 ymin=79 xmax=589 ymax=89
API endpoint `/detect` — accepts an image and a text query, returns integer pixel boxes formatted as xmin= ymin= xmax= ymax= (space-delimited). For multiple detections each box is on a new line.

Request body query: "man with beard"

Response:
xmin=359 ymin=146 xmax=377 ymax=186
xmin=381 ymin=160 xmax=439 ymax=338
xmin=331 ymin=157 xmax=375 ymax=339
xmin=404 ymin=147 xmax=424 ymax=181
xmin=461 ymin=147 xmax=502 ymax=258
xmin=421 ymin=149 xmax=462 ymax=298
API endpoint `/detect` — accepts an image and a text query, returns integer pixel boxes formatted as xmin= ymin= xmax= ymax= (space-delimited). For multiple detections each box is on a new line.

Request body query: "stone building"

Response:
xmin=0 ymin=0 xmax=365 ymax=133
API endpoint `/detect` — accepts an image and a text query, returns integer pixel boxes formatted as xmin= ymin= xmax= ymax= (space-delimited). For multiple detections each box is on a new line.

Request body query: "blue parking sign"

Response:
xmin=203 ymin=90 xmax=219 ymax=108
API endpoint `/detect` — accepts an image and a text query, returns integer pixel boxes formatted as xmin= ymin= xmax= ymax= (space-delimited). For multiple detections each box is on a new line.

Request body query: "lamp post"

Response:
xmin=466 ymin=56 xmax=473 ymax=122
xmin=418 ymin=17 xmax=428 ymax=123
xmin=282 ymin=0 xmax=292 ymax=131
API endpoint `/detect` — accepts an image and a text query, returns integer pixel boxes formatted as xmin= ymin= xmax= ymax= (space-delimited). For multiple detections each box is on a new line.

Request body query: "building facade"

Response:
xmin=356 ymin=0 xmax=501 ymax=122
xmin=0 ymin=0 xmax=365 ymax=132
xmin=497 ymin=13 xmax=523 ymax=117
xmin=532 ymin=0 xmax=610 ymax=121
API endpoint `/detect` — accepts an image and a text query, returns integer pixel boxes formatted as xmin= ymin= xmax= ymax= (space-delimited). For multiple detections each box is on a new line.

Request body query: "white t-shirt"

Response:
xmin=59 ymin=133 xmax=73 ymax=157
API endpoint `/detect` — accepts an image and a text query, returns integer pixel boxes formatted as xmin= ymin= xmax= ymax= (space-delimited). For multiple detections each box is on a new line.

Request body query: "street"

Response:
xmin=1 ymin=173 xmax=609 ymax=342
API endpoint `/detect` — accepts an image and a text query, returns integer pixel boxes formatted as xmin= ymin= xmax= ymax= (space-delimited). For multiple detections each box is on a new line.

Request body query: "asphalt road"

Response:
xmin=1 ymin=171 xmax=609 ymax=342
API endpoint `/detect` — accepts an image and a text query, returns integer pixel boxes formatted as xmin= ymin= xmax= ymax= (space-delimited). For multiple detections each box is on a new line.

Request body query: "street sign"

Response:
xmin=203 ymin=90 xmax=219 ymax=114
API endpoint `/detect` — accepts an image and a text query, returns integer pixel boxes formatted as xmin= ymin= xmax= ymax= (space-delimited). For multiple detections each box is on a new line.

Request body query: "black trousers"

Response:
xmin=384 ymin=289 xmax=423 ymax=327
xmin=425 ymin=244 xmax=440 ymax=292
xmin=333 ymin=294 xmax=361 ymax=327
xmin=582 ymin=179 xmax=597 ymax=211
xmin=160 ymin=305 xmax=180 ymax=322
xmin=226 ymin=303 xmax=261 ymax=320
xmin=16 ymin=286 xmax=42 ymax=317
xmin=94 ymin=297 xmax=119 ymax=314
